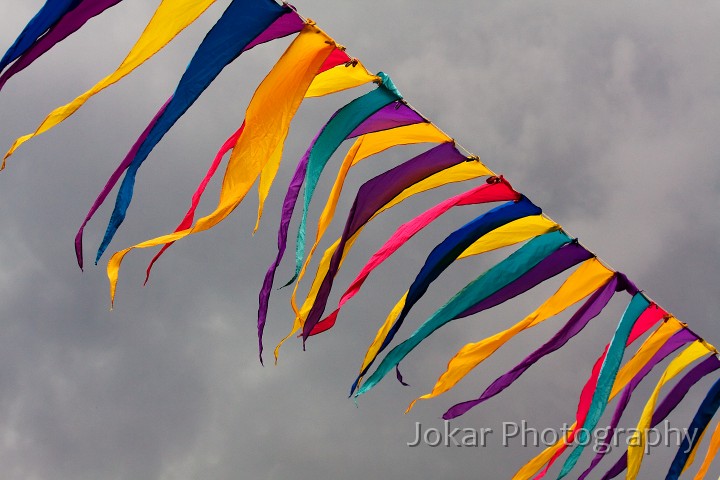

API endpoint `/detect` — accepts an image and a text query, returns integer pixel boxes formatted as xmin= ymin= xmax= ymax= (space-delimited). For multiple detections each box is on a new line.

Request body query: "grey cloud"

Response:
xmin=0 ymin=1 xmax=718 ymax=479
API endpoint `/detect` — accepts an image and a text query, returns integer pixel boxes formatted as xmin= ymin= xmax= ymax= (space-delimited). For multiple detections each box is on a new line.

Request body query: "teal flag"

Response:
xmin=556 ymin=292 xmax=650 ymax=479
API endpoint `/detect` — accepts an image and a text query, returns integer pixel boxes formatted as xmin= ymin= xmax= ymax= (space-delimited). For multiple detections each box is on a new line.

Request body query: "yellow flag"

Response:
xmin=692 ymin=421 xmax=720 ymax=480
xmin=626 ymin=341 xmax=709 ymax=479
xmin=3 ymin=0 xmax=217 ymax=167
xmin=255 ymin=60 xmax=380 ymax=232
xmin=406 ymin=258 xmax=614 ymax=413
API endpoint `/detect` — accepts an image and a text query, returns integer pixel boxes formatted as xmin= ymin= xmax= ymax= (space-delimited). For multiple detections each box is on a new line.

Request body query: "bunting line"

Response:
xmin=1 ymin=5 xmax=718 ymax=478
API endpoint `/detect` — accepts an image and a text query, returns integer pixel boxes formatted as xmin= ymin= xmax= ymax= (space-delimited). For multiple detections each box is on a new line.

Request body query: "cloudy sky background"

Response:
xmin=0 ymin=1 xmax=719 ymax=478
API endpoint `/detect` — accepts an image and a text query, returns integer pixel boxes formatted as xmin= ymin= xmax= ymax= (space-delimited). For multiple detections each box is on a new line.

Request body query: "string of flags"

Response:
xmin=2 ymin=1 xmax=719 ymax=478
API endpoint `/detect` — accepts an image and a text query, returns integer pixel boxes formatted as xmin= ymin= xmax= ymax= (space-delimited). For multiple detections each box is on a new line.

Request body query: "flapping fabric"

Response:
xmin=555 ymin=293 xmax=651 ymax=479
xmin=626 ymin=341 xmax=710 ymax=479
xmin=106 ymin=23 xmax=338 ymax=306
xmin=444 ymin=274 xmax=623 ymax=419
xmin=0 ymin=0 xmax=124 ymax=92
xmin=289 ymin=77 xmax=403 ymax=288
xmin=407 ymin=257 xmax=613 ymax=413
xmin=144 ymin=122 xmax=245 ymax=283
xmin=347 ymin=102 xmax=427 ymax=137
xmin=304 ymin=59 xmax=380 ymax=98
xmin=3 ymin=0 xmax=219 ymax=167
xmin=577 ymin=328 xmax=697 ymax=480
xmin=313 ymin=178 xmax=522 ymax=335
xmin=287 ymin=121 xmax=450 ymax=320
xmin=692 ymin=421 xmax=720 ymax=480
xmin=274 ymin=159 xmax=493 ymax=361
xmin=512 ymin=307 xmax=673 ymax=480
xmin=0 ymin=0 xmax=80 ymax=74
xmin=254 ymin=57 xmax=381 ymax=232
xmin=600 ymin=355 xmax=720 ymax=480
xmin=95 ymin=0 xmax=293 ymax=262
xmin=666 ymin=376 xmax=720 ymax=479
xmin=355 ymin=229 xmax=573 ymax=398
xmin=75 ymin=7 xmax=304 ymax=269
xmin=75 ymin=97 xmax=169 ymax=269
xmin=313 ymin=215 xmax=559 ymax=337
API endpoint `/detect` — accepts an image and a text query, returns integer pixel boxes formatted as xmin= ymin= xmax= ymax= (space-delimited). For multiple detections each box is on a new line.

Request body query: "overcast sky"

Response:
xmin=1 ymin=1 xmax=719 ymax=479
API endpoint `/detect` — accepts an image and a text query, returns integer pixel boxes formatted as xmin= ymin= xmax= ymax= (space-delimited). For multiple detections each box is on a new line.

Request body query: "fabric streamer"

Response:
xmin=666 ymin=376 xmax=720 ymax=479
xmin=0 ymin=0 xmax=80 ymax=74
xmin=577 ymin=328 xmax=697 ymax=480
xmin=287 ymin=76 xmax=404 ymax=288
xmin=626 ymin=341 xmax=711 ymax=479
xmin=345 ymin=102 xmax=427 ymax=136
xmin=95 ymin=0 xmax=293 ymax=262
xmin=406 ymin=257 xmax=613 ymax=413
xmin=106 ymin=23 xmax=339 ymax=306
xmin=312 ymin=178 xmax=522 ymax=335
xmin=600 ymin=355 xmax=720 ymax=480
xmin=389 ymin=245 xmax=598 ymax=400
xmin=512 ymin=305 xmax=675 ymax=480
xmin=0 ymin=0 xmax=124 ymax=92
xmin=144 ymin=121 xmax=246 ymax=282
xmin=311 ymin=185 xmax=544 ymax=338
xmin=443 ymin=274 xmax=625 ymax=419
xmin=3 ymin=0 xmax=219 ymax=167
xmin=554 ymin=293 xmax=650 ymax=479
xmin=274 ymin=160 xmax=494 ymax=361
xmin=303 ymin=58 xmax=381 ymax=98
xmin=355 ymin=229 xmax=573 ymax=398
xmin=75 ymin=7 xmax=305 ymax=268
xmin=255 ymin=57 xmax=382 ymax=229
xmin=692 ymin=421 xmax=720 ymax=480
